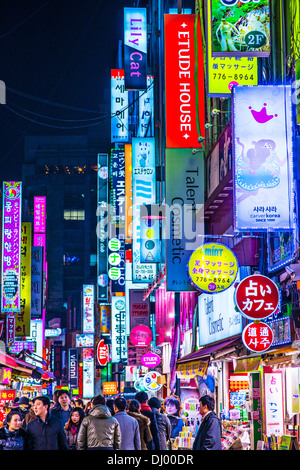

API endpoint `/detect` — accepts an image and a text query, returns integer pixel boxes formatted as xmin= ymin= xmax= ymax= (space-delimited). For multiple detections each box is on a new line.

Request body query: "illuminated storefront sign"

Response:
xmin=198 ymin=271 xmax=242 ymax=346
xmin=140 ymin=214 xmax=160 ymax=264
xmin=68 ymin=348 xmax=78 ymax=389
xmin=82 ymin=285 xmax=95 ymax=334
xmin=124 ymin=7 xmax=147 ymax=90
xmin=97 ymin=339 xmax=109 ymax=367
xmin=188 ymin=243 xmax=238 ymax=293
xmin=108 ymin=237 xmax=125 ymax=293
xmin=83 ymin=348 xmax=94 ymax=398
xmin=132 ymin=138 xmax=157 ymax=282
xmin=76 ymin=334 xmax=94 ymax=348
xmin=1 ymin=181 xmax=22 ymax=313
xmin=130 ymin=324 xmax=152 ymax=347
xmin=242 ymin=321 xmax=273 ymax=353
xmin=141 ymin=352 xmax=160 ymax=368
xmin=111 ymin=69 xmax=129 ymax=142
xmin=267 ymin=231 xmax=295 ymax=273
xmin=264 ymin=371 xmax=284 ymax=436
xmin=164 ymin=14 xmax=205 ymax=148
xmin=33 ymin=196 xmax=46 ymax=234
xmin=99 ymin=304 xmax=111 ymax=335
xmin=97 ymin=153 xmax=109 ymax=302
xmin=138 ymin=76 xmax=154 ymax=137
xmin=165 ymin=149 xmax=205 ymax=292
xmin=233 ymin=85 xmax=294 ymax=231
xmin=16 ymin=223 xmax=31 ymax=337
xmin=206 ymin=0 xmax=258 ymax=96
xmin=143 ymin=371 xmax=162 ymax=392
xmin=111 ymin=296 xmax=127 ymax=362
xmin=210 ymin=0 xmax=270 ymax=57
xmin=125 ymin=144 xmax=133 ymax=242
xmin=31 ymin=247 xmax=43 ymax=317
xmin=110 ymin=149 xmax=126 ymax=226
xmin=103 ymin=381 xmax=118 ymax=395
xmin=234 ymin=274 xmax=279 ymax=320
xmin=129 ymin=289 xmax=151 ymax=329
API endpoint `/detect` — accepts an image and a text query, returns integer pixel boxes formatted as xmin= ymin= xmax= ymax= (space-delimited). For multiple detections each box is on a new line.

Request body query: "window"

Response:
xmin=64 ymin=209 xmax=85 ymax=220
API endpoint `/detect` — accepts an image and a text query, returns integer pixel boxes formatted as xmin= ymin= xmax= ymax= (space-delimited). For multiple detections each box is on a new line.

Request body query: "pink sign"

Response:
xmin=34 ymin=196 xmax=46 ymax=234
xmin=1 ymin=182 xmax=22 ymax=312
xmin=141 ymin=352 xmax=160 ymax=368
xmin=130 ymin=325 xmax=152 ymax=347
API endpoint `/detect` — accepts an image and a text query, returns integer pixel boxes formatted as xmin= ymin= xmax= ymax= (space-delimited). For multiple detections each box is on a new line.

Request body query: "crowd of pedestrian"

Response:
xmin=0 ymin=392 xmax=222 ymax=451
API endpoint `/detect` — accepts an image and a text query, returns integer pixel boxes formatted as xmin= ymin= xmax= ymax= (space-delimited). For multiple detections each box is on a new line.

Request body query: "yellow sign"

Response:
xmin=176 ymin=360 xmax=208 ymax=379
xmin=103 ymin=381 xmax=118 ymax=395
xmin=15 ymin=223 xmax=31 ymax=337
xmin=187 ymin=243 xmax=238 ymax=293
xmin=206 ymin=0 xmax=258 ymax=97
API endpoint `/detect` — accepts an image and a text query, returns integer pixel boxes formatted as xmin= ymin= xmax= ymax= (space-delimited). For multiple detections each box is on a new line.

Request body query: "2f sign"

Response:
xmin=0 ymin=81 xmax=5 ymax=104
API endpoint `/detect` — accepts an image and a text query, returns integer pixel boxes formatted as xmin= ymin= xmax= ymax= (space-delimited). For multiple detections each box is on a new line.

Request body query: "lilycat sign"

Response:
xmin=124 ymin=8 xmax=147 ymax=90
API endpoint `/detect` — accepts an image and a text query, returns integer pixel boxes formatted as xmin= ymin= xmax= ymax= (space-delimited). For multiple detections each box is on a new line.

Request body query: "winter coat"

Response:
xmin=26 ymin=414 xmax=69 ymax=450
xmin=77 ymin=405 xmax=121 ymax=450
xmin=114 ymin=411 xmax=141 ymax=450
xmin=50 ymin=404 xmax=72 ymax=428
xmin=193 ymin=411 xmax=222 ymax=450
xmin=152 ymin=409 xmax=172 ymax=450
xmin=22 ymin=408 xmax=36 ymax=430
xmin=0 ymin=426 xmax=28 ymax=450
xmin=127 ymin=411 xmax=152 ymax=450
xmin=168 ymin=414 xmax=184 ymax=438
xmin=65 ymin=426 xmax=80 ymax=450
xmin=139 ymin=403 xmax=161 ymax=450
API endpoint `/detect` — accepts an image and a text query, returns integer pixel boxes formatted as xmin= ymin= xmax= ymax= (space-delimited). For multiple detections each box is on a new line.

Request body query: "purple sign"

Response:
xmin=1 ymin=182 xmax=22 ymax=312
xmin=141 ymin=352 xmax=161 ymax=368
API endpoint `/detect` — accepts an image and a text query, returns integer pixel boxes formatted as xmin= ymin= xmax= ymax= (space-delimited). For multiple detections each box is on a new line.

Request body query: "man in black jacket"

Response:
xmin=26 ymin=395 xmax=69 ymax=450
xmin=135 ymin=391 xmax=160 ymax=450
xmin=193 ymin=395 xmax=222 ymax=450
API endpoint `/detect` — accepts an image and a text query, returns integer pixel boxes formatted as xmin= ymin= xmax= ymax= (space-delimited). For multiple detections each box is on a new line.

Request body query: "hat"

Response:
xmin=18 ymin=397 xmax=30 ymax=406
xmin=10 ymin=403 xmax=20 ymax=409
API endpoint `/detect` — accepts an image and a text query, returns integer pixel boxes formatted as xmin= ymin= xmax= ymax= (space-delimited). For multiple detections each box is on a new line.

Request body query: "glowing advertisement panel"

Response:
xmin=233 ymin=85 xmax=294 ymax=231
xmin=264 ymin=371 xmax=284 ymax=436
xmin=164 ymin=14 xmax=205 ymax=148
xmin=31 ymin=247 xmax=43 ymax=317
xmin=15 ymin=223 xmax=31 ymax=337
xmin=97 ymin=153 xmax=109 ymax=302
xmin=33 ymin=196 xmax=46 ymax=234
xmin=132 ymin=138 xmax=157 ymax=282
xmin=125 ymin=144 xmax=133 ymax=243
xmin=206 ymin=0 xmax=258 ymax=97
xmin=111 ymin=69 xmax=129 ymax=143
xmin=210 ymin=0 xmax=270 ymax=57
xmin=1 ymin=182 xmax=22 ymax=313
xmin=138 ymin=76 xmax=154 ymax=137
xmin=82 ymin=285 xmax=95 ymax=334
xmin=111 ymin=296 xmax=127 ymax=362
xmin=124 ymin=7 xmax=147 ymax=90
xmin=82 ymin=348 xmax=94 ymax=398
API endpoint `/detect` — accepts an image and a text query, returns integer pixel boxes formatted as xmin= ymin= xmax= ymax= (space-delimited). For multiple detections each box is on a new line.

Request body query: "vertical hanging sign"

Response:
xmin=124 ymin=7 xmax=147 ymax=90
xmin=111 ymin=69 xmax=129 ymax=143
xmin=16 ymin=223 xmax=31 ymax=337
xmin=97 ymin=153 xmax=109 ymax=302
xmin=164 ymin=14 xmax=205 ymax=148
xmin=83 ymin=285 xmax=95 ymax=334
xmin=1 ymin=182 xmax=22 ymax=313
xmin=233 ymin=85 xmax=294 ymax=231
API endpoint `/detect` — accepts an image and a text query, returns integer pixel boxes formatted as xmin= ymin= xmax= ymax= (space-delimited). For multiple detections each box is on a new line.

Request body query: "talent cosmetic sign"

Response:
xmin=198 ymin=271 xmax=242 ymax=346
xmin=233 ymin=85 xmax=294 ymax=231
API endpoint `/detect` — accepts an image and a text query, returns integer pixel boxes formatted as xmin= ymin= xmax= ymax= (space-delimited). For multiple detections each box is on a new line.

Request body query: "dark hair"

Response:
xmin=65 ymin=407 xmax=85 ymax=430
xmin=106 ymin=399 xmax=115 ymax=416
xmin=135 ymin=391 xmax=148 ymax=404
xmin=75 ymin=398 xmax=84 ymax=407
xmin=114 ymin=397 xmax=127 ymax=411
xmin=163 ymin=395 xmax=181 ymax=415
xmin=128 ymin=399 xmax=140 ymax=413
xmin=148 ymin=397 xmax=162 ymax=409
xmin=92 ymin=395 xmax=106 ymax=406
xmin=34 ymin=395 xmax=51 ymax=409
xmin=199 ymin=395 xmax=215 ymax=411
xmin=5 ymin=411 xmax=22 ymax=424
xmin=57 ymin=390 xmax=70 ymax=399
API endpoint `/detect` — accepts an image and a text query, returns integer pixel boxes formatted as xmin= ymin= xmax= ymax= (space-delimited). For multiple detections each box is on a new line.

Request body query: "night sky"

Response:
xmin=0 ymin=0 xmax=136 ymax=181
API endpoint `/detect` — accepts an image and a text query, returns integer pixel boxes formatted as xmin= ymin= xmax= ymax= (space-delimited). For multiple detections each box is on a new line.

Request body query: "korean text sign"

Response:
xmin=164 ymin=14 xmax=205 ymax=148
xmin=233 ymin=85 xmax=294 ymax=231
xmin=15 ymin=223 xmax=31 ymax=337
xmin=111 ymin=296 xmax=127 ymax=362
xmin=210 ymin=0 xmax=270 ymax=57
xmin=82 ymin=285 xmax=95 ymax=334
xmin=111 ymin=69 xmax=129 ymax=143
xmin=1 ymin=182 xmax=22 ymax=313
xmin=242 ymin=321 xmax=273 ymax=353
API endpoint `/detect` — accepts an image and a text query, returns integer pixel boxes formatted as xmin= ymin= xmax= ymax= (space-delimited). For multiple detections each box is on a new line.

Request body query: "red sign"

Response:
xmin=242 ymin=321 xmax=273 ymax=353
xmin=164 ymin=14 xmax=205 ymax=148
xmin=130 ymin=325 xmax=152 ymax=347
xmin=234 ymin=274 xmax=279 ymax=320
xmin=97 ymin=339 xmax=109 ymax=367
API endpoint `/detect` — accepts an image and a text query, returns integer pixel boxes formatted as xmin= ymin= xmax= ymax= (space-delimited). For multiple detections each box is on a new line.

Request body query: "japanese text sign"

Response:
xmin=187 ymin=243 xmax=238 ymax=293
xmin=233 ymin=85 xmax=294 ymax=231
xmin=82 ymin=285 xmax=95 ymax=334
xmin=242 ymin=321 xmax=273 ymax=353
xmin=15 ymin=222 xmax=31 ymax=337
xmin=235 ymin=274 xmax=279 ymax=320
xmin=264 ymin=371 xmax=284 ymax=436
xmin=1 ymin=181 xmax=22 ymax=313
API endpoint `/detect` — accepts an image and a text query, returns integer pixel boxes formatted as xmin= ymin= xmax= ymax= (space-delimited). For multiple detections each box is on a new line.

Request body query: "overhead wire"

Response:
xmin=0 ymin=0 xmax=52 ymax=39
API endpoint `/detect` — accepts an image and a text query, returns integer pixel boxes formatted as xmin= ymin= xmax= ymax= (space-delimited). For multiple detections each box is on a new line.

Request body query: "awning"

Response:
xmin=176 ymin=360 xmax=208 ymax=379
xmin=234 ymin=344 xmax=298 ymax=372
xmin=177 ymin=338 xmax=241 ymax=365
xmin=0 ymin=350 xmax=54 ymax=381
